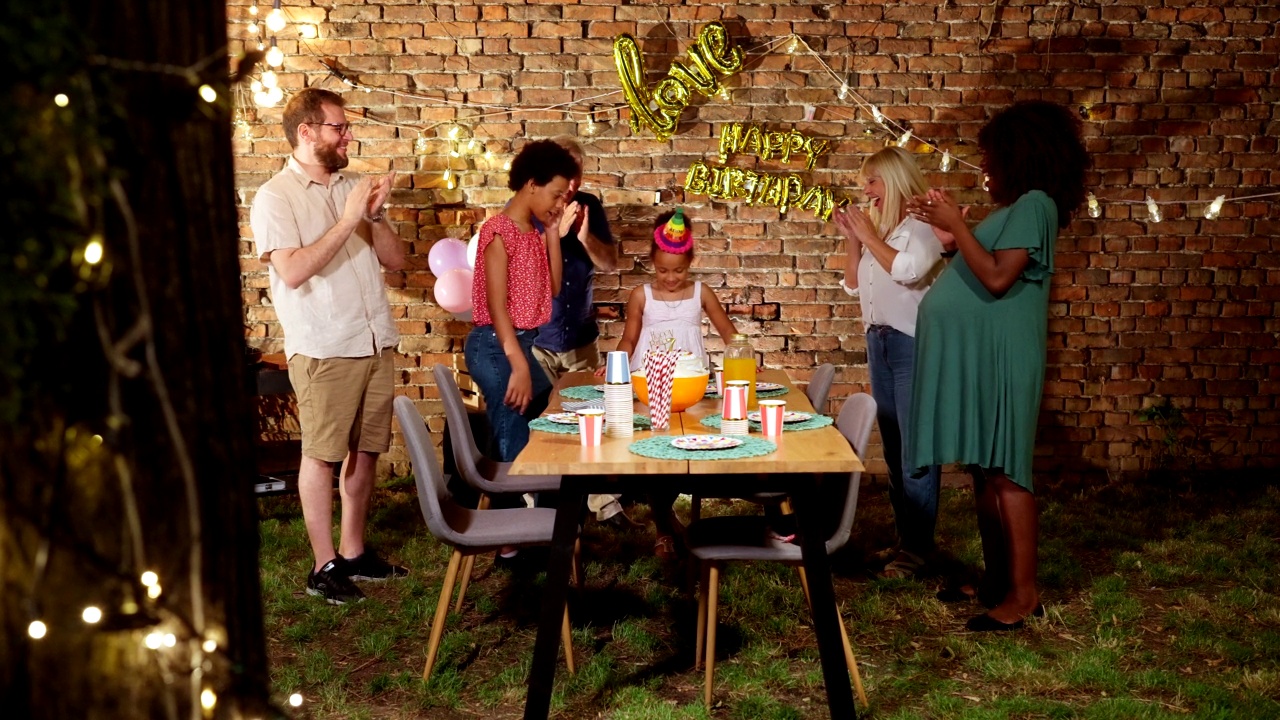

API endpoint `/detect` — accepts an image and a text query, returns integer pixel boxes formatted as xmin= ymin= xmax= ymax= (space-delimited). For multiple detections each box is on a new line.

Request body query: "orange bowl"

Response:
xmin=632 ymin=372 xmax=710 ymax=412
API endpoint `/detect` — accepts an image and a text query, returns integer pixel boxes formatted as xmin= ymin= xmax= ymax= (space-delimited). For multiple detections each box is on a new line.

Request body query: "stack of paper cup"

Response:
xmin=714 ymin=368 xmax=724 ymax=396
xmin=758 ymin=399 xmax=786 ymax=437
xmin=721 ymin=381 xmax=750 ymax=436
xmin=577 ymin=409 xmax=605 ymax=446
xmin=604 ymin=351 xmax=634 ymax=438
xmin=644 ymin=350 xmax=680 ymax=432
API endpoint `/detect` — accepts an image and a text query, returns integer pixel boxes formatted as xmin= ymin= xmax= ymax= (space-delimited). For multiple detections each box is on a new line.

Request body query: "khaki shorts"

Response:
xmin=288 ymin=348 xmax=395 ymax=463
xmin=532 ymin=338 xmax=601 ymax=383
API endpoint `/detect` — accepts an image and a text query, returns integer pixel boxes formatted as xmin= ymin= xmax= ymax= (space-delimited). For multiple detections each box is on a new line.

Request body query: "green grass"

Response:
xmin=258 ymin=475 xmax=1280 ymax=718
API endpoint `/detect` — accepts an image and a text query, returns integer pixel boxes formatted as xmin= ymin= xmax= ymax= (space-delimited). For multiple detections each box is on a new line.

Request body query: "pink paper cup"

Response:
xmin=758 ymin=399 xmax=786 ymax=436
xmin=723 ymin=381 xmax=749 ymax=420
xmin=577 ymin=409 xmax=605 ymax=447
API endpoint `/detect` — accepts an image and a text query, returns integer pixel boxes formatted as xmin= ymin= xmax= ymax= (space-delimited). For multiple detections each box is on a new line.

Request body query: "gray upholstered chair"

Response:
xmin=805 ymin=363 xmax=836 ymax=415
xmin=432 ymin=363 xmax=574 ymax=610
xmin=394 ymin=396 xmax=575 ymax=680
xmin=688 ymin=392 xmax=876 ymax=708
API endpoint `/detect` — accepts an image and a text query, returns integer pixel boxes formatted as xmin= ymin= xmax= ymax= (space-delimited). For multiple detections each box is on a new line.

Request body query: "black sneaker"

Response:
xmin=306 ymin=559 xmax=365 ymax=605
xmin=343 ymin=549 xmax=408 ymax=582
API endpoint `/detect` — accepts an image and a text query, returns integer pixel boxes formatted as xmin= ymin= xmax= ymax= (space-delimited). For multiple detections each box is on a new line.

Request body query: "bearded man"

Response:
xmin=250 ymin=87 xmax=407 ymax=605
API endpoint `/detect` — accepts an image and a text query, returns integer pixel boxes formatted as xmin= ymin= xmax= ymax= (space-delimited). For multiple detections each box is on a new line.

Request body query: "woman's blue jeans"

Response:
xmin=868 ymin=324 xmax=941 ymax=557
xmin=464 ymin=326 xmax=552 ymax=463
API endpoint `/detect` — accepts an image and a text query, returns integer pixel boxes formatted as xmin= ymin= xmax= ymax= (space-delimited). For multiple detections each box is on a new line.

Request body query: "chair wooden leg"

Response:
xmin=800 ymin=567 xmax=868 ymax=707
xmin=703 ymin=563 xmax=720 ymax=708
xmin=690 ymin=494 xmax=702 ymax=522
xmin=836 ymin=607 xmax=869 ymax=707
xmin=424 ymin=549 xmax=462 ymax=680
xmin=561 ymin=606 xmax=576 ymax=674
xmin=695 ymin=561 xmax=708 ymax=671
xmin=452 ymin=495 xmax=490 ymax=612
xmin=571 ymin=538 xmax=583 ymax=592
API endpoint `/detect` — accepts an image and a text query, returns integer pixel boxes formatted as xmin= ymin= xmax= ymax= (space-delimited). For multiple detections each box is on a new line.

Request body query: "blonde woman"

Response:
xmin=833 ymin=146 xmax=947 ymax=579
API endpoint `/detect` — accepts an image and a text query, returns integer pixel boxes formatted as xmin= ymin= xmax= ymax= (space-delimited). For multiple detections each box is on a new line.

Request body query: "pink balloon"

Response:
xmin=434 ymin=268 xmax=473 ymax=314
xmin=428 ymin=238 xmax=469 ymax=277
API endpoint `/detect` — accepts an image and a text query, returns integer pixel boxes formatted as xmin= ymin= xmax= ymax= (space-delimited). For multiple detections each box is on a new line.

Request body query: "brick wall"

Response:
xmin=231 ymin=0 xmax=1280 ymax=481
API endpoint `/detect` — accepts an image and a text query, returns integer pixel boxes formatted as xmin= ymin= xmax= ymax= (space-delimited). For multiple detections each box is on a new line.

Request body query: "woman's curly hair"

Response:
xmin=978 ymin=101 xmax=1090 ymax=228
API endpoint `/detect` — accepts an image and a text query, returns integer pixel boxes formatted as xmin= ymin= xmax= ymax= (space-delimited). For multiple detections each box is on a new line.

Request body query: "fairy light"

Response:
xmin=414 ymin=135 xmax=428 ymax=154
xmin=200 ymin=688 xmax=217 ymax=711
xmin=28 ymin=621 xmax=47 ymax=639
xmin=1205 ymin=194 xmax=1225 ymax=220
xmin=246 ymin=22 xmax=258 ymax=36
xmin=289 ymin=694 xmax=303 ymax=707
xmin=248 ymin=5 xmax=258 ymax=16
xmin=716 ymin=87 xmax=731 ymax=102
xmin=55 ymin=93 xmax=70 ymax=107
xmin=940 ymin=150 xmax=953 ymax=172
xmin=442 ymin=168 xmax=455 ymax=190
xmin=265 ymin=43 xmax=284 ymax=68
xmin=140 ymin=571 xmax=158 ymax=588
xmin=144 ymin=632 xmax=163 ymax=649
xmin=265 ymin=8 xmax=286 ymax=34
xmin=299 ymin=25 xmax=317 ymax=39
xmin=147 ymin=584 xmax=162 ymax=599
xmin=82 ymin=606 xmax=103 ymax=624
xmin=198 ymin=85 xmax=217 ymax=103
xmin=162 ymin=633 xmax=177 ymax=648
xmin=896 ymin=130 xmax=912 ymax=148
xmin=837 ymin=83 xmax=849 ymax=100
xmin=871 ymin=106 xmax=884 ymax=125
xmin=261 ymin=71 xmax=278 ymax=89
xmin=202 ymin=639 xmax=218 ymax=653
xmin=84 ymin=238 xmax=104 ymax=265
xmin=786 ymin=35 xmax=800 ymax=53
xmin=982 ymin=175 xmax=990 ymax=192
xmin=1087 ymin=192 xmax=1101 ymax=218
xmin=1146 ymin=197 xmax=1162 ymax=223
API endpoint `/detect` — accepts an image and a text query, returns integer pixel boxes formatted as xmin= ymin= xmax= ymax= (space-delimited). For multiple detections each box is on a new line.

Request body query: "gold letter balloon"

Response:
xmin=613 ymin=22 xmax=745 ymax=142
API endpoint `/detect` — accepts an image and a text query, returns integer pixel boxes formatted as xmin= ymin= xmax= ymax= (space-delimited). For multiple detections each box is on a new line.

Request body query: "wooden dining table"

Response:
xmin=511 ymin=369 xmax=864 ymax=719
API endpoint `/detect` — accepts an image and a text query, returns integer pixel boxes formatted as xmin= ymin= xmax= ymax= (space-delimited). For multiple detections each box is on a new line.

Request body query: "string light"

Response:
xmin=246 ymin=22 xmax=258 ymax=36
xmin=289 ymin=694 xmax=303 ymax=707
xmin=896 ymin=130 xmax=912 ymax=148
xmin=871 ymin=106 xmax=884 ymax=125
xmin=1087 ymin=192 xmax=1101 ymax=218
xmin=202 ymin=639 xmax=218 ymax=653
xmin=940 ymin=150 xmax=952 ymax=172
xmin=265 ymin=42 xmax=283 ymax=68
xmin=144 ymin=632 xmax=164 ymax=649
xmin=414 ymin=135 xmax=428 ymax=154
xmin=84 ymin=238 xmax=104 ymax=265
xmin=716 ymin=87 xmax=731 ymax=102
xmin=28 ymin=621 xmax=47 ymax=639
xmin=442 ymin=168 xmax=455 ymax=190
xmin=786 ymin=35 xmax=800 ymax=54
xmin=201 ymin=688 xmax=217 ymax=711
xmin=837 ymin=82 xmax=849 ymax=100
xmin=55 ymin=93 xmax=70 ymax=107
xmin=265 ymin=8 xmax=286 ymax=34
xmin=82 ymin=606 xmax=103 ymax=624
xmin=140 ymin=571 xmax=158 ymax=587
xmin=1205 ymin=194 xmax=1225 ymax=219
xmin=260 ymin=71 xmax=277 ymax=89
xmin=299 ymin=25 xmax=317 ymax=39
xmin=1146 ymin=197 xmax=1162 ymax=223
xmin=198 ymin=84 xmax=217 ymax=103
xmin=248 ymin=5 xmax=257 ymax=16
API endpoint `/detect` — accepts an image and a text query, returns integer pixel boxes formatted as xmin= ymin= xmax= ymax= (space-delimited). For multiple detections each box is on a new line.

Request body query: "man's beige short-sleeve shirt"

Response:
xmin=250 ymin=157 xmax=398 ymax=360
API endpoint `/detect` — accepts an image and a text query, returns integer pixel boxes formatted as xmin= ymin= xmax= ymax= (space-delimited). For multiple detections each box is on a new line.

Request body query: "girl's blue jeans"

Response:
xmin=868 ymin=324 xmax=941 ymax=557
xmin=464 ymin=326 xmax=552 ymax=463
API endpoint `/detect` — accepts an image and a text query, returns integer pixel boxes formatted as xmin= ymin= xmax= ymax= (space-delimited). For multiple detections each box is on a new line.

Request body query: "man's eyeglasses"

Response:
xmin=309 ymin=121 xmax=352 ymax=135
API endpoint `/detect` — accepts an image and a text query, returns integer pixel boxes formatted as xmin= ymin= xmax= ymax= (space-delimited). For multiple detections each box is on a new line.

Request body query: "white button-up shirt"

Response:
xmin=250 ymin=157 xmax=398 ymax=360
xmin=840 ymin=216 xmax=945 ymax=338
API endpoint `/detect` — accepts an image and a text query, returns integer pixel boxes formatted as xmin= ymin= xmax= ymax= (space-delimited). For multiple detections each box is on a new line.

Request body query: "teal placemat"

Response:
xmin=628 ymin=435 xmax=777 ymax=460
xmin=560 ymin=385 xmax=606 ymax=400
xmin=699 ymin=412 xmax=834 ymax=432
xmin=705 ymin=386 xmax=790 ymax=400
xmin=530 ymin=414 xmax=651 ymax=434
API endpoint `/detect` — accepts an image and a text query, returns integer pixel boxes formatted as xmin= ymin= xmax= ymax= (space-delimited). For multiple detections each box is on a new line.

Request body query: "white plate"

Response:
xmin=671 ymin=435 xmax=744 ymax=451
xmin=747 ymin=411 xmax=811 ymax=423
xmin=592 ymin=384 xmax=608 ymax=392
xmin=543 ymin=412 xmax=580 ymax=425
xmin=756 ymin=382 xmax=785 ymax=392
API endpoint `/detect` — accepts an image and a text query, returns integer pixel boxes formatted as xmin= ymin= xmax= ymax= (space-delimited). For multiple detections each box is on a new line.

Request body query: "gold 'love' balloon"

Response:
xmin=613 ymin=22 xmax=745 ymax=142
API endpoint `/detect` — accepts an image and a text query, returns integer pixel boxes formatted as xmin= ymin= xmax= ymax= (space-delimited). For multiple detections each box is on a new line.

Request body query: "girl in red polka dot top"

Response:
xmin=465 ymin=140 xmax=581 ymax=464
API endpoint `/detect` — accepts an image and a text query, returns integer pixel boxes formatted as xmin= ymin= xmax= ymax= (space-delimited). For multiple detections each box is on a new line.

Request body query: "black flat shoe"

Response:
xmin=966 ymin=612 xmax=1025 ymax=632
xmin=1032 ymin=603 xmax=1045 ymax=618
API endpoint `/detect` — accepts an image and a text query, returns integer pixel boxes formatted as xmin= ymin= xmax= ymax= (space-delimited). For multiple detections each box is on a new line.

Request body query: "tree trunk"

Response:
xmin=0 ymin=2 xmax=271 ymax=717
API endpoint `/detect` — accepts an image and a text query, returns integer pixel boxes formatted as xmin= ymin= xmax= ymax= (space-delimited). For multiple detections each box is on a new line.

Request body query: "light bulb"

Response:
xmin=1146 ymin=198 xmax=1161 ymax=223
xmin=982 ymin=174 xmax=990 ymax=192
xmin=896 ymin=130 xmax=912 ymax=148
xmin=585 ymin=118 xmax=598 ymax=135
xmin=257 ymin=42 xmax=265 ymax=51
xmin=265 ymin=8 xmax=286 ymax=33
xmin=717 ymin=87 xmax=731 ymax=102
xmin=787 ymin=36 xmax=799 ymax=53
xmin=289 ymin=694 xmax=303 ymax=707
xmin=203 ymin=639 xmax=218 ymax=653
xmin=145 ymin=632 xmax=163 ymax=649
xmin=147 ymin=584 xmax=162 ymax=599
xmin=940 ymin=150 xmax=952 ymax=172
xmin=503 ymin=159 xmax=511 ymax=172
xmin=837 ymin=83 xmax=849 ymax=101
xmin=140 ymin=571 xmax=158 ymax=587
xmin=254 ymin=91 xmax=273 ymax=107
xmin=415 ymin=136 xmax=428 ymax=153
xmin=55 ymin=93 xmax=70 ymax=107
xmin=266 ymin=87 xmax=283 ymax=104
xmin=250 ymin=80 xmax=263 ymax=93
xmin=265 ymin=46 xmax=284 ymax=68
xmin=448 ymin=126 xmax=460 ymax=140
xmin=299 ymin=25 xmax=317 ymax=39
xmin=248 ymin=5 xmax=258 ymax=16
xmin=261 ymin=71 xmax=277 ymax=89
xmin=201 ymin=689 xmax=217 ymax=710
xmin=1205 ymin=194 xmax=1225 ymax=220
xmin=162 ymin=633 xmax=176 ymax=648
xmin=1087 ymin=192 xmax=1101 ymax=218
xmin=198 ymin=84 xmax=217 ymax=103
xmin=82 ymin=606 xmax=103 ymax=624
xmin=871 ymin=106 xmax=884 ymax=125
xmin=84 ymin=238 xmax=104 ymax=265
xmin=247 ymin=22 xmax=259 ymax=36
xmin=28 ymin=621 xmax=47 ymax=639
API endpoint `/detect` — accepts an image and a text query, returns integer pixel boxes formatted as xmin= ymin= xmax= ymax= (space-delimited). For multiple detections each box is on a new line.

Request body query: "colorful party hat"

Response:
xmin=653 ymin=208 xmax=694 ymax=254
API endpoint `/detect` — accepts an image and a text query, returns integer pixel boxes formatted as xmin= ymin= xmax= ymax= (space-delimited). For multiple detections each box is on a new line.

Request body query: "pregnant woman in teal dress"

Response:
xmin=906 ymin=101 xmax=1089 ymax=631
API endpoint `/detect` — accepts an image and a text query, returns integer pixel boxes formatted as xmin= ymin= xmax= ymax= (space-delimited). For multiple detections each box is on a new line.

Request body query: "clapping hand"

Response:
xmin=557 ymin=200 xmax=583 ymax=239
xmin=832 ymin=204 xmax=878 ymax=245
xmin=366 ymin=171 xmax=394 ymax=220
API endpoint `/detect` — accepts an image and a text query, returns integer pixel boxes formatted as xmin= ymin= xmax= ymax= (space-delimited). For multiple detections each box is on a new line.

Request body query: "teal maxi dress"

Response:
xmin=908 ymin=190 xmax=1058 ymax=492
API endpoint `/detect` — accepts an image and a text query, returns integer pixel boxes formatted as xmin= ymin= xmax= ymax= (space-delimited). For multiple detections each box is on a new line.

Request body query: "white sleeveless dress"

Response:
xmin=631 ymin=281 xmax=706 ymax=372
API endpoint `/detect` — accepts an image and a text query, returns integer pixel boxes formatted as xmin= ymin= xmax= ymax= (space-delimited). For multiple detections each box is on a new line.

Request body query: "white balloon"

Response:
xmin=467 ymin=231 xmax=479 ymax=269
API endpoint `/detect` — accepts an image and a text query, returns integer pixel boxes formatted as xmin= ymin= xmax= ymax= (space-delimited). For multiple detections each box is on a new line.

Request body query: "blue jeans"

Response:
xmin=868 ymin=324 xmax=941 ymax=557
xmin=464 ymin=326 xmax=552 ymax=463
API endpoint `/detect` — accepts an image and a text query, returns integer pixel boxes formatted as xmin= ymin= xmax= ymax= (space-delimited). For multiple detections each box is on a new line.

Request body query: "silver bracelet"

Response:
xmin=365 ymin=211 xmax=385 ymax=223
